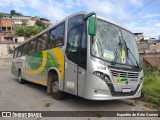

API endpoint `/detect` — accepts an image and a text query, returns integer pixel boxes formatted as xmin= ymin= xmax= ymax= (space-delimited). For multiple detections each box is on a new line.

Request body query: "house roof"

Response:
xmin=143 ymin=56 xmax=160 ymax=67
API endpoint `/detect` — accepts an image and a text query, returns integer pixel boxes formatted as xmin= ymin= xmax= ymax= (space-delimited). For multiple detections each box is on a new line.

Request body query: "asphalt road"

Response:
xmin=0 ymin=67 xmax=159 ymax=120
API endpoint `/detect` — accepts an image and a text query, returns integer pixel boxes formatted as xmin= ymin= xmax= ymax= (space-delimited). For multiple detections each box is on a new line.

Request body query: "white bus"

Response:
xmin=11 ymin=11 xmax=144 ymax=100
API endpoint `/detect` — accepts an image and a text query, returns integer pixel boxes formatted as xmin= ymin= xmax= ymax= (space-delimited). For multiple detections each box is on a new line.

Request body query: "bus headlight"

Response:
xmin=93 ymin=71 xmax=111 ymax=83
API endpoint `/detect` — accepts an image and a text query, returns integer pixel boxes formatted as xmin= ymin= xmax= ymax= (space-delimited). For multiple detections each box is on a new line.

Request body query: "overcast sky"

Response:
xmin=0 ymin=0 xmax=160 ymax=39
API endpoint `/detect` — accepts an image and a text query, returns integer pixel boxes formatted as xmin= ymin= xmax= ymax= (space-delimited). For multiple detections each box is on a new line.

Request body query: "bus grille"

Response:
xmin=107 ymin=83 xmax=140 ymax=97
xmin=110 ymin=69 xmax=139 ymax=78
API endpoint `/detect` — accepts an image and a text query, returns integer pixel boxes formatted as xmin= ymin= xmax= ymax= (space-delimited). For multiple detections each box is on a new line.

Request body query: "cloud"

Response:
xmin=82 ymin=0 xmax=130 ymax=20
xmin=26 ymin=0 xmax=68 ymax=22
xmin=128 ymin=0 xmax=143 ymax=7
xmin=126 ymin=20 xmax=160 ymax=38
xmin=143 ymin=13 xmax=160 ymax=18
xmin=155 ymin=23 xmax=160 ymax=27
xmin=0 ymin=0 xmax=66 ymax=23
xmin=63 ymin=0 xmax=81 ymax=8
xmin=0 ymin=0 xmax=26 ymax=9
xmin=0 ymin=0 xmax=159 ymax=38
xmin=0 ymin=0 xmax=144 ymax=22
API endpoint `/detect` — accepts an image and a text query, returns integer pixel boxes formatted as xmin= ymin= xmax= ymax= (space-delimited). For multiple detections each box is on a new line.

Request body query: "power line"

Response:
xmin=121 ymin=0 xmax=155 ymax=23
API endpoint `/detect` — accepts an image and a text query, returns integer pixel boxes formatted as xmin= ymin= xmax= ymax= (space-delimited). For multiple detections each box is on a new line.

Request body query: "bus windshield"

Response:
xmin=91 ymin=19 xmax=139 ymax=66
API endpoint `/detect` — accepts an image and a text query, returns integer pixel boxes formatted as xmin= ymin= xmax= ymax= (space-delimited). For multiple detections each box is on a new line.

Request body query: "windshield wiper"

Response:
xmin=111 ymin=35 xmax=123 ymax=65
xmin=123 ymin=39 xmax=140 ymax=68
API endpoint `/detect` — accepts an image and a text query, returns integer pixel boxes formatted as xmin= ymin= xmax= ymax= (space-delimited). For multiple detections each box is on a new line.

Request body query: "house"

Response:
xmin=0 ymin=17 xmax=13 ymax=42
xmin=32 ymin=16 xmax=52 ymax=28
xmin=12 ymin=16 xmax=32 ymax=26
xmin=134 ymin=33 xmax=144 ymax=43
xmin=142 ymin=56 xmax=160 ymax=67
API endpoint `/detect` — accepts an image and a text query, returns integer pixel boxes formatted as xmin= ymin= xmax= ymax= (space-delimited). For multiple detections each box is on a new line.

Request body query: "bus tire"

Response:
xmin=18 ymin=70 xmax=25 ymax=84
xmin=50 ymin=75 xmax=66 ymax=100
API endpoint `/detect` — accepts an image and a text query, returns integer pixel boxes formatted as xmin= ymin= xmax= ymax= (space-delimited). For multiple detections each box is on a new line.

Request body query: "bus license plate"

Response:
xmin=122 ymin=88 xmax=131 ymax=93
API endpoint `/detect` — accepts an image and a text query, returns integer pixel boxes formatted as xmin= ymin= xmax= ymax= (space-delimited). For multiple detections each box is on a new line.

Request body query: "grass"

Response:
xmin=142 ymin=66 xmax=160 ymax=109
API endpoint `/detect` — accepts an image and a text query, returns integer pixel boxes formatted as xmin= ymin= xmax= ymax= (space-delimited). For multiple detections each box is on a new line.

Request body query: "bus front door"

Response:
xmin=65 ymin=26 xmax=83 ymax=95
xmin=65 ymin=25 xmax=87 ymax=97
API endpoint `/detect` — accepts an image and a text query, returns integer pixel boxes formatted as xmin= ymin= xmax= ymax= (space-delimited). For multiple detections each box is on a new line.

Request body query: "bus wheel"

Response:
xmin=50 ymin=75 xmax=66 ymax=100
xmin=18 ymin=70 xmax=25 ymax=84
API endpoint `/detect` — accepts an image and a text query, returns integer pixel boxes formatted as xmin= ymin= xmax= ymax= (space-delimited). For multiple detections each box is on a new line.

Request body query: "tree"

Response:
xmin=35 ymin=20 xmax=46 ymax=29
xmin=0 ymin=13 xmax=3 ymax=18
xmin=13 ymin=25 xmax=43 ymax=38
xmin=10 ymin=10 xmax=23 ymax=16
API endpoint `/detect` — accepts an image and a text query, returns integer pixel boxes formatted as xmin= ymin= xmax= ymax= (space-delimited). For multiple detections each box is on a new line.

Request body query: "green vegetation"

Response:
xmin=142 ymin=66 xmax=160 ymax=109
xmin=10 ymin=10 xmax=23 ymax=16
xmin=13 ymin=25 xmax=43 ymax=37
xmin=35 ymin=20 xmax=46 ymax=29
xmin=0 ymin=13 xmax=4 ymax=18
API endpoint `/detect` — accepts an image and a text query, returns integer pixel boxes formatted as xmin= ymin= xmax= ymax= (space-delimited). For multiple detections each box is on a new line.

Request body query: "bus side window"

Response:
xmin=48 ymin=23 xmax=65 ymax=49
xmin=55 ymin=24 xmax=65 ymax=46
xmin=48 ymin=29 xmax=56 ymax=49
xmin=13 ymin=49 xmax=18 ymax=58
xmin=66 ymin=26 xmax=82 ymax=64
xmin=29 ymin=39 xmax=37 ymax=54
xmin=68 ymin=15 xmax=84 ymax=29
xmin=22 ymin=42 xmax=29 ymax=55
xmin=37 ymin=33 xmax=48 ymax=51
xmin=17 ymin=46 xmax=23 ymax=57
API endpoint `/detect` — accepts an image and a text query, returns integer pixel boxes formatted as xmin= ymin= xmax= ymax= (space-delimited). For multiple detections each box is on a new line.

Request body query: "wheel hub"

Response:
xmin=52 ymin=81 xmax=59 ymax=93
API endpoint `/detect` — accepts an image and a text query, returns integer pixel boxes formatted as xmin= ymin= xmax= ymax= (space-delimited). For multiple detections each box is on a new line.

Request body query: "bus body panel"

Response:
xmin=83 ymin=55 xmax=144 ymax=100
xmin=12 ymin=48 xmax=65 ymax=87
xmin=64 ymin=59 xmax=78 ymax=95
xmin=77 ymin=66 xmax=86 ymax=97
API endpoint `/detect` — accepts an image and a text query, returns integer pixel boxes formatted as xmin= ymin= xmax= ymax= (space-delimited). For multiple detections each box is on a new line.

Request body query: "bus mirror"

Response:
xmin=84 ymin=12 xmax=97 ymax=36
xmin=88 ymin=16 xmax=97 ymax=36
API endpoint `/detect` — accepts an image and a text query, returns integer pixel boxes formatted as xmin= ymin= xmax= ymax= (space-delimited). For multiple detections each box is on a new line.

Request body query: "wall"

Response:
xmin=0 ymin=18 xmax=12 ymax=27
xmin=0 ymin=18 xmax=13 ymax=42
xmin=149 ymin=43 xmax=160 ymax=53
xmin=138 ymin=42 xmax=160 ymax=54
xmin=13 ymin=37 xmax=25 ymax=43
xmin=0 ymin=43 xmax=19 ymax=66
xmin=137 ymin=43 xmax=149 ymax=53
xmin=0 ymin=58 xmax=12 ymax=66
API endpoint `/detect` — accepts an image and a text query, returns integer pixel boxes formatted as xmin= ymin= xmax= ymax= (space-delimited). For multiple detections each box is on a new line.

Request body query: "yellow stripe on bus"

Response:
xmin=22 ymin=51 xmax=47 ymax=75
xmin=51 ymin=48 xmax=64 ymax=80
xmin=26 ymin=77 xmax=47 ymax=86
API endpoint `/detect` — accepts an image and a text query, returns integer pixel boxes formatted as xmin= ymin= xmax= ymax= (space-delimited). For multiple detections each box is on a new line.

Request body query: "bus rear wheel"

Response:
xmin=50 ymin=75 xmax=66 ymax=100
xmin=18 ymin=70 xmax=25 ymax=84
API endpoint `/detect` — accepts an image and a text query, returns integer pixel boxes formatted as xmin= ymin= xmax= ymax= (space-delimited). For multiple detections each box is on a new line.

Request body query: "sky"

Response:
xmin=0 ymin=0 xmax=160 ymax=39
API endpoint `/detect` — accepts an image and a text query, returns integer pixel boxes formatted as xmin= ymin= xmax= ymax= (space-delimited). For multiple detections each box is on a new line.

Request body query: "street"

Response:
xmin=0 ymin=67 xmax=159 ymax=120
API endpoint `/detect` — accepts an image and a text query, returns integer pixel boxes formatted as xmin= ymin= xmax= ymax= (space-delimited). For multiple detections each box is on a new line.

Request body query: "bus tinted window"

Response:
xmin=55 ymin=24 xmax=64 ymax=46
xmin=48 ymin=29 xmax=56 ymax=48
xmin=66 ymin=26 xmax=82 ymax=64
xmin=79 ymin=24 xmax=87 ymax=69
xmin=17 ymin=46 xmax=23 ymax=57
xmin=13 ymin=49 xmax=18 ymax=58
xmin=68 ymin=15 xmax=84 ymax=29
xmin=29 ymin=39 xmax=37 ymax=53
xmin=37 ymin=33 xmax=48 ymax=51
xmin=48 ymin=23 xmax=64 ymax=48
xmin=22 ymin=42 xmax=29 ymax=55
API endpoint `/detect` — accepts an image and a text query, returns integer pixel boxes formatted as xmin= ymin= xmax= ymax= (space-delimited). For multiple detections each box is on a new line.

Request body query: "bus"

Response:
xmin=11 ymin=11 xmax=144 ymax=100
